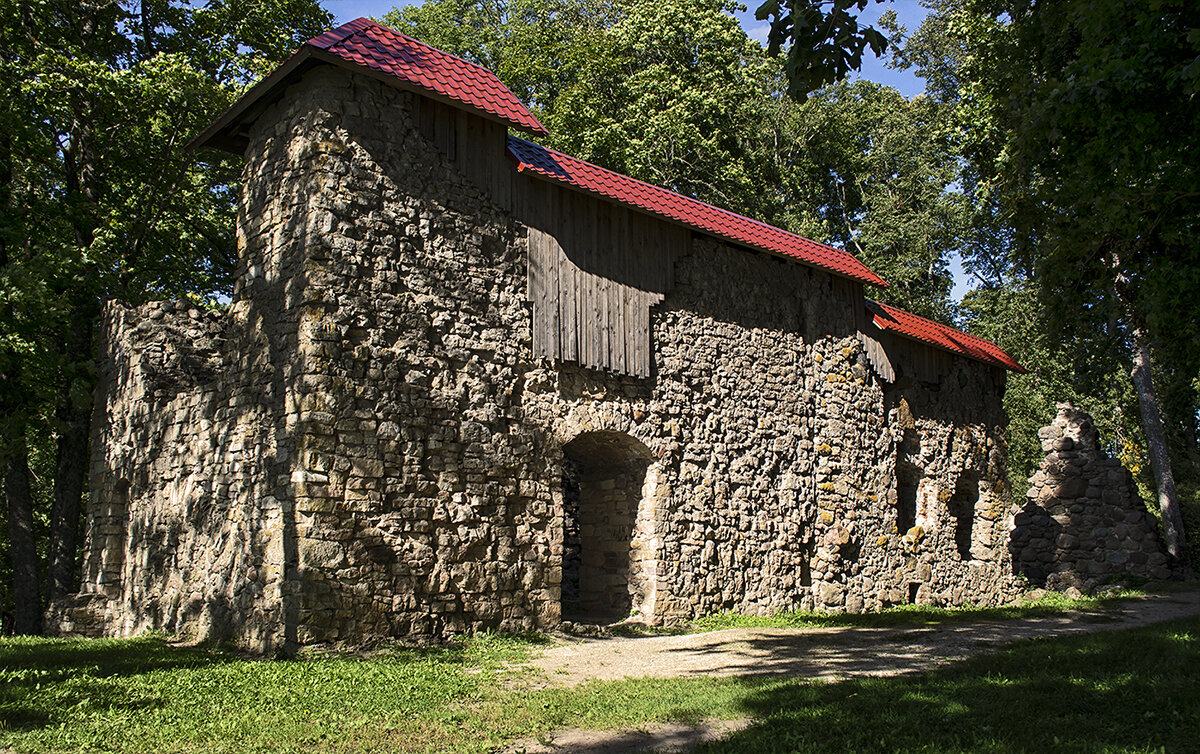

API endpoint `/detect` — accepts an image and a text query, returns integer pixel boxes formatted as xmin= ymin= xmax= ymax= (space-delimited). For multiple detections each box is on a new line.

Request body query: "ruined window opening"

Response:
xmin=950 ymin=473 xmax=980 ymax=560
xmin=895 ymin=427 xmax=920 ymax=534
xmin=896 ymin=473 xmax=921 ymax=537
xmin=907 ymin=582 xmax=920 ymax=604
xmin=560 ymin=431 xmax=652 ymax=625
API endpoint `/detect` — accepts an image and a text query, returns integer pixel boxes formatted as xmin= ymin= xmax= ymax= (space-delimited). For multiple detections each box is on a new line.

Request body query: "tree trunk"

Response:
xmin=1129 ymin=323 xmax=1191 ymax=569
xmin=1113 ymin=253 xmax=1191 ymax=571
xmin=5 ymin=431 xmax=42 ymax=635
xmin=46 ymin=317 xmax=93 ymax=603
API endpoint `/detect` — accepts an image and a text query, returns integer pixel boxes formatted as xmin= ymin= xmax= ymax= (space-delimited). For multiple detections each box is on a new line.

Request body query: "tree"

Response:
xmin=897 ymin=0 xmax=1200 ymax=567
xmin=755 ymin=0 xmax=890 ymax=100
xmin=0 ymin=0 xmax=330 ymax=633
xmin=776 ymin=80 xmax=962 ymax=318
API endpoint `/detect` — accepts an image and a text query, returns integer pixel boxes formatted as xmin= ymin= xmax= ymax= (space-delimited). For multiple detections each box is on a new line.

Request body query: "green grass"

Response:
xmin=692 ymin=587 xmax=1143 ymax=632
xmin=0 ymin=632 xmax=539 ymax=753
xmin=688 ymin=616 xmax=1200 ymax=753
xmin=2 ymin=606 xmax=1197 ymax=753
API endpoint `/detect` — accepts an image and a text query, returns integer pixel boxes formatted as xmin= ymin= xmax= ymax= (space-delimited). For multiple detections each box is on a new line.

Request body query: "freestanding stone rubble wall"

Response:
xmin=54 ymin=59 xmax=1028 ymax=651
xmin=1010 ymin=404 xmax=1172 ymax=590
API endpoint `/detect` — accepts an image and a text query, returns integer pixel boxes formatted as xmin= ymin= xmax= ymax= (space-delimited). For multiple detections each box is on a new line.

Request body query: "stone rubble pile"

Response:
xmin=1011 ymin=403 xmax=1171 ymax=590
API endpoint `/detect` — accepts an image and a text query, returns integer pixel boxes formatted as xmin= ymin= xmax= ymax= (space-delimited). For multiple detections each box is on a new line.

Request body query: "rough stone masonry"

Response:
xmin=1011 ymin=404 xmax=1174 ymax=591
xmin=45 ymin=21 xmax=1173 ymax=651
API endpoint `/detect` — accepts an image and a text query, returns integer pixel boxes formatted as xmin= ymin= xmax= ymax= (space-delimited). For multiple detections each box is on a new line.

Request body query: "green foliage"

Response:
xmin=0 ymin=632 xmax=538 ymax=752
xmin=780 ymin=80 xmax=962 ymax=318
xmin=755 ymin=0 xmax=890 ymax=101
xmin=0 ymin=0 xmax=330 ymax=620
xmin=692 ymin=615 xmax=1200 ymax=752
xmin=894 ymin=0 xmax=1200 ymax=523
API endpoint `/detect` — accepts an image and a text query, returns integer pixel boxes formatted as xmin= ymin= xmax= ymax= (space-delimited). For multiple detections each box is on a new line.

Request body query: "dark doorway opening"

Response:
xmin=560 ymin=431 xmax=653 ymax=624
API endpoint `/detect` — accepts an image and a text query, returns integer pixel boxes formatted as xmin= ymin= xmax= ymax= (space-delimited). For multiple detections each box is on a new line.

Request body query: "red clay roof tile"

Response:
xmin=506 ymin=136 xmax=887 ymax=287
xmin=867 ymin=299 xmax=1025 ymax=372
xmin=307 ymin=18 xmax=547 ymax=135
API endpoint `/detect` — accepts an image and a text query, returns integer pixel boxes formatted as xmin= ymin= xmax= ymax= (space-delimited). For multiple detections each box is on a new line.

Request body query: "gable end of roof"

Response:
xmin=191 ymin=17 xmax=546 ymax=153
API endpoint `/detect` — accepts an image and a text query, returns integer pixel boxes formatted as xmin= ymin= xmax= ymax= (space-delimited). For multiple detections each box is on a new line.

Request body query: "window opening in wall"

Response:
xmin=907 ymin=582 xmax=921 ymax=604
xmin=950 ymin=472 xmax=980 ymax=560
xmin=895 ymin=427 xmax=921 ymax=534
xmin=560 ymin=431 xmax=653 ymax=625
xmin=897 ymin=463 xmax=921 ymax=533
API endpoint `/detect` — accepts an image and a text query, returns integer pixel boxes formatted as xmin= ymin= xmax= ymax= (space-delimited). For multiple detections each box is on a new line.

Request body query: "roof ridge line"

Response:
xmin=321 ymin=17 xmax=504 ymax=79
xmin=306 ymin=16 xmax=371 ymax=50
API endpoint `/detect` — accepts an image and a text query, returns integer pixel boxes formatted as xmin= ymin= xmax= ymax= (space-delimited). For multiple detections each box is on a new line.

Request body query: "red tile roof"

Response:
xmin=867 ymin=299 xmax=1025 ymax=372
xmin=307 ymin=18 xmax=547 ymax=135
xmin=199 ymin=20 xmax=1020 ymax=375
xmin=506 ymin=136 xmax=887 ymax=287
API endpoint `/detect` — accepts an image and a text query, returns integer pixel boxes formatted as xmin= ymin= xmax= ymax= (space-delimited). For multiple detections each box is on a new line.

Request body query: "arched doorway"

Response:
xmin=560 ymin=431 xmax=653 ymax=624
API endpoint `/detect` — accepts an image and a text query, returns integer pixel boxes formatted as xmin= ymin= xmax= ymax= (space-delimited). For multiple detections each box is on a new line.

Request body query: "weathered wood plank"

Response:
xmin=595 ymin=200 xmax=610 ymax=371
xmin=528 ymin=228 xmax=545 ymax=358
xmin=615 ymin=204 xmax=629 ymax=374
xmin=546 ymin=230 xmax=561 ymax=359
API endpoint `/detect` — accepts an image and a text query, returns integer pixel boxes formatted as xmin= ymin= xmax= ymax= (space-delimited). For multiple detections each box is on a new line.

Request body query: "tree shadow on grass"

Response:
xmin=0 ymin=635 xmax=233 ymax=732
xmin=693 ymin=615 xmax=1200 ymax=753
xmin=694 ymin=595 xmax=1140 ymax=634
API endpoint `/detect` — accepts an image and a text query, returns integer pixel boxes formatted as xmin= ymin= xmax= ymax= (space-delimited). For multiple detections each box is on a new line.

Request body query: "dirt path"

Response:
xmin=500 ymin=589 xmax=1200 ymax=753
xmin=528 ymin=589 xmax=1200 ymax=686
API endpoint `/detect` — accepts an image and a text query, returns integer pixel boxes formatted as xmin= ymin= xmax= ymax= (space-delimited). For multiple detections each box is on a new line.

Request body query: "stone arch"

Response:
xmin=560 ymin=430 xmax=657 ymax=624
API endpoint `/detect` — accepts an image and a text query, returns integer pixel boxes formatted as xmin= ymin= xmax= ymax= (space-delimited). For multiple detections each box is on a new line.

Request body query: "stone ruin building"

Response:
xmin=44 ymin=19 xmax=1169 ymax=651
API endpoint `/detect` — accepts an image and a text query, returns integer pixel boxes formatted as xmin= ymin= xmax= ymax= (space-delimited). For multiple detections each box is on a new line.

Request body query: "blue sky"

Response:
xmin=321 ymin=1 xmax=969 ymax=299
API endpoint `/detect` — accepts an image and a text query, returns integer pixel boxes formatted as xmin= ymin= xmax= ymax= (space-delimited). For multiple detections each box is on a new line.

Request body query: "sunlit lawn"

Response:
xmin=1 ymin=604 xmax=1197 ymax=753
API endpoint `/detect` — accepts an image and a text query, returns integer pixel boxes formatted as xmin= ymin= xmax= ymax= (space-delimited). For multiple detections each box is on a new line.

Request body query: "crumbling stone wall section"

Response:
xmin=63 ymin=63 xmax=1025 ymax=648
xmin=53 ymin=298 xmax=293 ymax=652
xmin=1010 ymin=404 xmax=1171 ymax=590
xmin=524 ymin=238 xmax=1019 ymax=619
xmin=875 ymin=353 xmax=1018 ymax=608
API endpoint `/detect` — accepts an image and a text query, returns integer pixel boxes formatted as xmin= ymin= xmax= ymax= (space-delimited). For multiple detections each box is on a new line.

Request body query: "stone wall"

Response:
xmin=1010 ymin=404 xmax=1172 ymax=590
xmin=52 ymin=297 xmax=292 ymax=652
xmin=59 ymin=64 xmax=1023 ymax=648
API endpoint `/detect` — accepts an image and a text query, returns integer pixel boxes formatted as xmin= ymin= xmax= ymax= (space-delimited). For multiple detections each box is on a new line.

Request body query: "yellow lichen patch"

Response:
xmin=817 ymin=510 xmax=835 ymax=525
xmin=938 ymin=488 xmax=952 ymax=504
xmin=866 ymin=493 xmax=878 ymax=503
xmin=876 ymin=535 xmax=890 ymax=547
xmin=814 ymin=352 xmax=824 ymax=363
xmin=842 ymin=346 xmax=853 ymax=359
xmin=818 ymin=482 xmax=837 ymax=493
xmin=817 ymin=443 xmax=833 ymax=455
